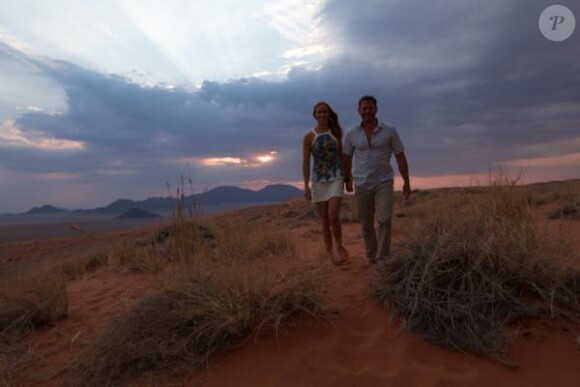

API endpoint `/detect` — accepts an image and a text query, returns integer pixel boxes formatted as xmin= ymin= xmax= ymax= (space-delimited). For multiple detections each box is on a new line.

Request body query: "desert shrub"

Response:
xmin=0 ymin=345 xmax=16 ymax=387
xmin=71 ymin=216 xmax=335 ymax=385
xmin=0 ymin=344 xmax=15 ymax=387
xmin=0 ymin=342 xmax=30 ymax=387
xmin=375 ymin=179 xmax=579 ymax=366
xmin=548 ymin=186 xmax=580 ymax=220
xmin=57 ymin=252 xmax=109 ymax=280
xmin=201 ymin=217 xmax=296 ymax=262
xmin=72 ymin=261 xmax=334 ymax=385
xmin=105 ymin=239 xmax=166 ymax=273
xmin=527 ymin=188 xmax=557 ymax=206
xmin=0 ymin=269 xmax=68 ymax=344
xmin=97 ymin=219 xmax=214 ymax=273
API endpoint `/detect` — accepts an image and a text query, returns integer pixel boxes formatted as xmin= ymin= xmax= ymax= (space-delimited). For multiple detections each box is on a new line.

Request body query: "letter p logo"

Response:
xmin=540 ymin=5 xmax=575 ymax=41
xmin=550 ymin=15 xmax=565 ymax=30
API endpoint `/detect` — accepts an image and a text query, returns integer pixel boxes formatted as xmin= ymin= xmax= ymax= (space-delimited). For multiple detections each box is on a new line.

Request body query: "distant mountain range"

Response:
xmin=116 ymin=208 xmax=161 ymax=219
xmin=24 ymin=184 xmax=302 ymax=215
xmin=25 ymin=205 xmax=67 ymax=215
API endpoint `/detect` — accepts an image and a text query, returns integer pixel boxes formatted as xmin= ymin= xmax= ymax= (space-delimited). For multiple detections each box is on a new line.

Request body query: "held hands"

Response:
xmin=345 ymin=179 xmax=354 ymax=193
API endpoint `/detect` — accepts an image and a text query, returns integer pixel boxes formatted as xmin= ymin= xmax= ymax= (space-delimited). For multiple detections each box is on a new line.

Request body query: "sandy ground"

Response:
xmin=5 ymin=197 xmax=580 ymax=386
xmin=0 ymin=213 xmax=169 ymax=244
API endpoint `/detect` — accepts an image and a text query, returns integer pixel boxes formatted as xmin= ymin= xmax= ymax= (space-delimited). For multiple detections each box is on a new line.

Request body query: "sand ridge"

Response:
xmin=5 ymin=194 xmax=580 ymax=386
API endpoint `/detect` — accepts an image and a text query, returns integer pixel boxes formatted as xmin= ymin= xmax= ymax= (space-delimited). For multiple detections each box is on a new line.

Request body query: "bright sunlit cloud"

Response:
xmin=257 ymin=0 xmax=333 ymax=74
xmin=23 ymin=106 xmax=44 ymax=112
xmin=0 ymin=30 xmax=37 ymax=55
xmin=188 ymin=152 xmax=278 ymax=168
xmin=283 ymin=44 xmax=326 ymax=59
xmin=0 ymin=119 xmax=85 ymax=150
xmin=256 ymin=151 xmax=277 ymax=163
xmin=202 ymin=157 xmax=244 ymax=166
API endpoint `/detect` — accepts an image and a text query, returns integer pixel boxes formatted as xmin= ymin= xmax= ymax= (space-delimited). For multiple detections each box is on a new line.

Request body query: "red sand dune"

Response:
xmin=6 ymin=200 xmax=580 ymax=387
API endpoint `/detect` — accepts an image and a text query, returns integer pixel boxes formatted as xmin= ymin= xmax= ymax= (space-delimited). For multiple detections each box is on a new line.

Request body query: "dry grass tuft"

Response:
xmin=71 ymin=216 xmax=335 ymax=386
xmin=548 ymin=185 xmax=580 ymax=220
xmin=57 ymin=252 xmax=109 ymax=279
xmin=0 ymin=344 xmax=16 ymax=387
xmin=375 ymin=177 xmax=580 ymax=366
xmin=203 ymin=217 xmax=296 ymax=262
xmin=0 ymin=268 xmax=68 ymax=386
xmin=0 ymin=342 xmax=31 ymax=387
xmin=0 ymin=268 xmax=68 ymax=344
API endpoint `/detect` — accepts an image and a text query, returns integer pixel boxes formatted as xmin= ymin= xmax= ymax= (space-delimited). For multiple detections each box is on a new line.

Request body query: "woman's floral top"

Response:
xmin=311 ymin=129 xmax=344 ymax=183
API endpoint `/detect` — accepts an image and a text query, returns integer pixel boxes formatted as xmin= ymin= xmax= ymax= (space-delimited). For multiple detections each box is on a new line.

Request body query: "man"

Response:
xmin=343 ymin=95 xmax=411 ymax=264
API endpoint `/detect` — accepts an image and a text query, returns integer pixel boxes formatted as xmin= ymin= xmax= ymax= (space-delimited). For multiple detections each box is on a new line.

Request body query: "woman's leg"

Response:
xmin=315 ymin=201 xmax=333 ymax=257
xmin=328 ymin=196 xmax=347 ymax=261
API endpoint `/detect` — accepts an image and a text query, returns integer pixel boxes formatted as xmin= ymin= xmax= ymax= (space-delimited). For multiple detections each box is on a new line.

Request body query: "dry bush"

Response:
xmin=0 ymin=261 xmax=70 ymax=385
xmin=71 ymin=218 xmax=335 ymax=386
xmin=0 ymin=243 xmax=107 ymax=285
xmin=0 ymin=353 xmax=15 ymax=387
xmin=548 ymin=184 xmax=580 ymax=220
xmin=375 ymin=178 xmax=579 ymax=366
xmin=57 ymin=252 xmax=109 ymax=279
xmin=0 ymin=344 xmax=16 ymax=387
xmin=0 ymin=342 xmax=31 ymax=387
xmin=200 ymin=217 xmax=296 ymax=262
xmin=98 ymin=218 xmax=214 ymax=273
xmin=0 ymin=268 xmax=68 ymax=343
xmin=527 ymin=186 xmax=558 ymax=206
xmin=104 ymin=239 xmax=166 ymax=273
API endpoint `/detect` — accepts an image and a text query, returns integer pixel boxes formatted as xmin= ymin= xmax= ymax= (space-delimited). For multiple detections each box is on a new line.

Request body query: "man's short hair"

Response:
xmin=358 ymin=95 xmax=377 ymax=108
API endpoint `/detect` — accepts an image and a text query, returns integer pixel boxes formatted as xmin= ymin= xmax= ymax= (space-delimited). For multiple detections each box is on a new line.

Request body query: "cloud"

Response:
xmin=318 ymin=0 xmax=580 ymax=172
xmin=0 ymin=119 xmax=85 ymax=150
xmin=503 ymin=152 xmax=580 ymax=168
xmin=1 ymin=0 xmax=579 ymax=211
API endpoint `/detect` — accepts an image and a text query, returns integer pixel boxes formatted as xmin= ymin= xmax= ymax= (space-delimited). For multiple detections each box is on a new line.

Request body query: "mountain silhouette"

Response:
xmin=25 ymin=205 xmax=66 ymax=215
xmin=72 ymin=184 xmax=302 ymax=215
xmin=116 ymin=208 xmax=161 ymax=219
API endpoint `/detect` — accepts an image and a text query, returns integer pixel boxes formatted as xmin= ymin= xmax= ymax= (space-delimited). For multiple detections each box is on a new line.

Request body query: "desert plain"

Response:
xmin=1 ymin=178 xmax=579 ymax=386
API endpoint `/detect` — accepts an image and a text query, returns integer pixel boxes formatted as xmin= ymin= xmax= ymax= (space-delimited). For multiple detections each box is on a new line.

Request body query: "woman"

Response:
xmin=302 ymin=101 xmax=349 ymax=265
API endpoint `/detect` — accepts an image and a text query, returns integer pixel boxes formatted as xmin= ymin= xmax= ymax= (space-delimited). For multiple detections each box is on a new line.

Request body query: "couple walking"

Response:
xmin=302 ymin=96 xmax=411 ymax=265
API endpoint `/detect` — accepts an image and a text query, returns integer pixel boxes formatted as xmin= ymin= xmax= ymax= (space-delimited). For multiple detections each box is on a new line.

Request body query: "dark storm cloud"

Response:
xmin=319 ymin=0 xmax=580 ymax=174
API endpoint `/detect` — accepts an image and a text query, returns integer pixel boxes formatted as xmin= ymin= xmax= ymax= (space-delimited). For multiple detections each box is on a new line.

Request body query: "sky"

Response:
xmin=0 ymin=0 xmax=579 ymax=213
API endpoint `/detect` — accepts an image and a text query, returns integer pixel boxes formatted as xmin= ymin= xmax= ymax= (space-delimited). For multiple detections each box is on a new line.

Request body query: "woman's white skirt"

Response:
xmin=311 ymin=178 xmax=344 ymax=203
